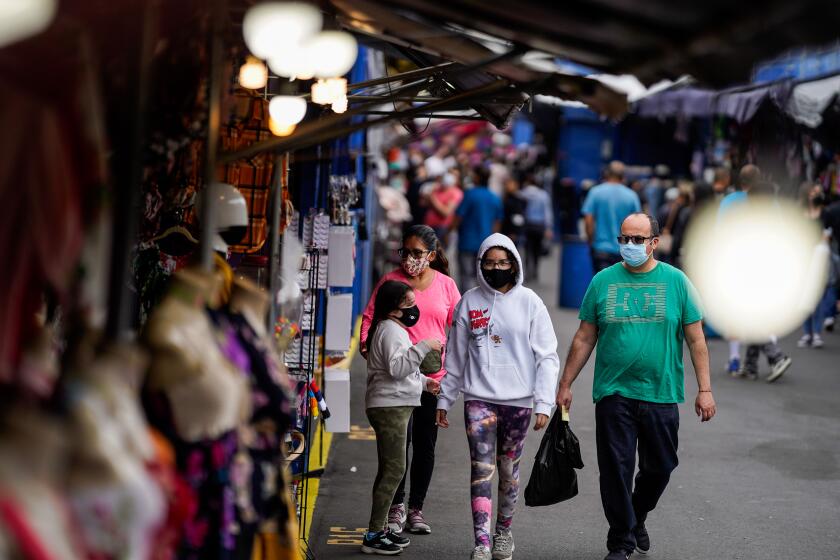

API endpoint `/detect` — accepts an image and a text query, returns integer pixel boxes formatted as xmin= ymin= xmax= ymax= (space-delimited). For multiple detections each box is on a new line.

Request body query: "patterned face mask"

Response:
xmin=402 ymin=254 xmax=431 ymax=277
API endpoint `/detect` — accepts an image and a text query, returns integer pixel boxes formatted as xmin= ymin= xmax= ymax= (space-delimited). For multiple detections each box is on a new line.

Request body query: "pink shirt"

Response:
xmin=424 ymin=187 xmax=464 ymax=229
xmin=361 ymin=269 xmax=461 ymax=381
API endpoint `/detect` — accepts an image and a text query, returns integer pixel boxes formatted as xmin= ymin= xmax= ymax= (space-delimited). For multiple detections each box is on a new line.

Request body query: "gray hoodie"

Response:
xmin=365 ymin=319 xmax=432 ymax=408
xmin=438 ymin=233 xmax=560 ymax=415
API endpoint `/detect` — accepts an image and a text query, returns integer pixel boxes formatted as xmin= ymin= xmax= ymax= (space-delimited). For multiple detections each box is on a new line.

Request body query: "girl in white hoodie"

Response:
xmin=436 ymin=233 xmax=560 ymax=560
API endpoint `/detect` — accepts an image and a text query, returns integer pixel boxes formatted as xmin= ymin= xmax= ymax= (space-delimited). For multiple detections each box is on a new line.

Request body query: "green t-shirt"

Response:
xmin=579 ymin=261 xmax=703 ymax=404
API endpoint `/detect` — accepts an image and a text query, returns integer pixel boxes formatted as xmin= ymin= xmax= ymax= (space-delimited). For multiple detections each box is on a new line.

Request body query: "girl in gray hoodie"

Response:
xmin=362 ymin=280 xmax=441 ymax=555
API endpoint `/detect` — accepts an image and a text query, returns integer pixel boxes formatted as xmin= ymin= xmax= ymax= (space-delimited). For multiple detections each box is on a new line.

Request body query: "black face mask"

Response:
xmin=398 ymin=305 xmax=421 ymax=327
xmin=482 ymin=268 xmax=516 ymax=290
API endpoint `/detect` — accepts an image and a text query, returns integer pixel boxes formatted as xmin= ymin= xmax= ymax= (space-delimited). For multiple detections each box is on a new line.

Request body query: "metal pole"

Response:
xmin=268 ymin=152 xmax=288 ymax=331
xmin=199 ymin=0 xmax=227 ymax=271
xmin=104 ymin=1 xmax=158 ymax=341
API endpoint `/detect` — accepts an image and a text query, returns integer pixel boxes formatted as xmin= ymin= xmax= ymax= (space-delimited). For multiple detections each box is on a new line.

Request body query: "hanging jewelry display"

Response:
xmin=328 ymin=175 xmax=359 ymax=226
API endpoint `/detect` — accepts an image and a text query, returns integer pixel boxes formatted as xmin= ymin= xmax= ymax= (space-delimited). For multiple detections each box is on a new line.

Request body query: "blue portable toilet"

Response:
xmin=559 ymin=235 xmax=594 ymax=309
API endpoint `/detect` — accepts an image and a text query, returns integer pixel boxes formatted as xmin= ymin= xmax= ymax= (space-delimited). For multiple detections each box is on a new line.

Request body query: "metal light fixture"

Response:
xmin=243 ymin=2 xmax=322 ymax=59
xmin=238 ymin=56 xmax=268 ymax=89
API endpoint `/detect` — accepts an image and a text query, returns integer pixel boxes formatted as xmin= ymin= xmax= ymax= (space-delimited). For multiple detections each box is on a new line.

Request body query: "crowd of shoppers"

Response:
xmin=362 ymin=129 xmax=839 ymax=558
xmin=381 ymin=126 xmax=556 ymax=293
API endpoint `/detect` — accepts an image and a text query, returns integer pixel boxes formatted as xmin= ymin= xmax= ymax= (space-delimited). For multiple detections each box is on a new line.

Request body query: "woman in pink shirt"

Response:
xmin=424 ymin=171 xmax=464 ymax=248
xmin=361 ymin=224 xmax=461 ymax=536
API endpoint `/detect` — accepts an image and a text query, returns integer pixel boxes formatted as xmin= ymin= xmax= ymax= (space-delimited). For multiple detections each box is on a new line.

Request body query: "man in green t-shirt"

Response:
xmin=556 ymin=212 xmax=716 ymax=560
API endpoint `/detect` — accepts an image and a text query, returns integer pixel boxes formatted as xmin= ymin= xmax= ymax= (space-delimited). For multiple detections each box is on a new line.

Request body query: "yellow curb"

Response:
xmin=302 ymin=316 xmax=360 ymax=541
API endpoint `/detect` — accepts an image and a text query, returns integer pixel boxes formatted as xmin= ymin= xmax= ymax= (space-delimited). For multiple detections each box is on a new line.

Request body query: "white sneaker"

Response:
xmin=797 ymin=335 xmax=812 ymax=348
xmin=471 ymin=546 xmax=492 ymax=560
xmin=812 ymin=335 xmax=825 ymax=348
xmin=492 ymin=530 xmax=514 ymax=560
xmin=767 ymin=356 xmax=792 ymax=383
xmin=387 ymin=504 xmax=406 ymax=534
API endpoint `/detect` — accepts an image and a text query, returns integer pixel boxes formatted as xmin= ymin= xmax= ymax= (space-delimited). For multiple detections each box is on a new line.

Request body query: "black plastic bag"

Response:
xmin=524 ymin=411 xmax=584 ymax=506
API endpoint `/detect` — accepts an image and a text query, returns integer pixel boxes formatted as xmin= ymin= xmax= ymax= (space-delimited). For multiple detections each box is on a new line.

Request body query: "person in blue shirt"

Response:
xmin=718 ymin=163 xmax=757 ymax=216
xmin=519 ymin=171 xmax=554 ymax=281
xmin=582 ymin=161 xmax=642 ymax=272
xmin=717 ymin=164 xmax=793 ymax=382
xmin=453 ymin=165 xmax=503 ymax=292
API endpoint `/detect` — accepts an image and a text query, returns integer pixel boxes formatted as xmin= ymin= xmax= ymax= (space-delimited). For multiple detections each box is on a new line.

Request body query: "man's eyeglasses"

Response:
xmin=617 ymin=235 xmax=654 ymax=245
xmin=397 ymin=248 xmax=431 ymax=259
xmin=480 ymin=259 xmax=514 ymax=270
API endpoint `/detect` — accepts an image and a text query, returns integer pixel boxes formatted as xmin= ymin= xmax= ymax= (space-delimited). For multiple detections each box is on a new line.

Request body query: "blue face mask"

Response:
xmin=619 ymin=242 xmax=650 ymax=267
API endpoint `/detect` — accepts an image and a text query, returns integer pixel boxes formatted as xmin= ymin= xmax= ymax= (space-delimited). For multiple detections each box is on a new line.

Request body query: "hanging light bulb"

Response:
xmin=268 ymin=96 xmax=308 ymax=128
xmin=311 ymin=79 xmax=331 ymax=105
xmin=306 ymin=31 xmax=358 ymax=79
xmin=326 ymin=77 xmax=347 ymax=100
xmin=268 ymin=43 xmax=315 ymax=80
xmin=311 ymin=78 xmax=347 ymax=105
xmin=0 ymin=0 xmax=57 ymax=49
xmin=238 ymin=56 xmax=268 ymax=89
xmin=331 ymin=95 xmax=348 ymax=114
xmin=243 ymin=2 xmax=322 ymax=60
xmin=269 ymin=118 xmax=297 ymax=137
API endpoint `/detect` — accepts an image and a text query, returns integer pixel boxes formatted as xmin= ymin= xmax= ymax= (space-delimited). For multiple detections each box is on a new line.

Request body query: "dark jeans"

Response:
xmin=392 ymin=391 xmax=440 ymax=510
xmin=592 ymin=250 xmax=622 ymax=273
xmin=524 ymin=225 xmax=545 ymax=280
xmin=743 ymin=340 xmax=784 ymax=373
xmin=458 ymin=250 xmax=477 ymax=292
xmin=596 ymin=395 xmax=679 ymax=553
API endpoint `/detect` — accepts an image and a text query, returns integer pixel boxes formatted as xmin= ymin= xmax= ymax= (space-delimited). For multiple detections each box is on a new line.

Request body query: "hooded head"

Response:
xmin=476 ymin=233 xmax=524 ymax=292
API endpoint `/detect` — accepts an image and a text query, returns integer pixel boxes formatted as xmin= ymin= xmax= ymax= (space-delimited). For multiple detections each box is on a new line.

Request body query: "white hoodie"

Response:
xmin=438 ymin=233 xmax=560 ymax=416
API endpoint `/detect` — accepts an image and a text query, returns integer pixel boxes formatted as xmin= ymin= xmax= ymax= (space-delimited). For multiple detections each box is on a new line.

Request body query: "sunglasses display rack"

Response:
xmin=284 ymin=244 xmax=329 ymax=560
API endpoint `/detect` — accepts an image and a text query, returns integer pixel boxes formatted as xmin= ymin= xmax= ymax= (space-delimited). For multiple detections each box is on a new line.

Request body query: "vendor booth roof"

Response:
xmin=326 ymin=0 xmax=630 ymax=124
xmin=328 ymin=0 xmax=840 ymax=88
xmin=632 ymin=74 xmax=840 ymax=128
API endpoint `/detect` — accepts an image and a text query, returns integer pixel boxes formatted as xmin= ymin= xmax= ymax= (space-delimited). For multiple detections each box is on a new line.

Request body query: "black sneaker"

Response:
xmin=383 ymin=529 xmax=410 ymax=548
xmin=603 ymin=551 xmax=631 ymax=560
xmin=633 ymin=523 xmax=650 ymax=554
xmin=361 ymin=532 xmax=403 ymax=555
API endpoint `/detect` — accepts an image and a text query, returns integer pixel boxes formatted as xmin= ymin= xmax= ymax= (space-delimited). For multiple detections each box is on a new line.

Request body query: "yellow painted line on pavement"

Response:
xmin=302 ymin=317 xmax=361 ymax=541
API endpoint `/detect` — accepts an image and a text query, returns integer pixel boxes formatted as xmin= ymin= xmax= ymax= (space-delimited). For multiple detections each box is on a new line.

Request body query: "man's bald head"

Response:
xmin=621 ymin=212 xmax=660 ymax=237
xmin=738 ymin=164 xmax=761 ymax=192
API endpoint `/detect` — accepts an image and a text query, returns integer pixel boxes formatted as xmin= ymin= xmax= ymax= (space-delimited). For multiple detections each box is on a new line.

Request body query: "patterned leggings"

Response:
xmin=464 ymin=400 xmax=532 ymax=547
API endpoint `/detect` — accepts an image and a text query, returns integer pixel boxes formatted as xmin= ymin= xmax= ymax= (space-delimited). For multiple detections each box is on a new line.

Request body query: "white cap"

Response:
xmin=197 ymin=182 xmax=249 ymax=253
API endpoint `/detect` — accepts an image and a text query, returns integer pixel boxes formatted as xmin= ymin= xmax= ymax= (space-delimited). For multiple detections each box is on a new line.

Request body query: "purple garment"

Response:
xmin=219 ymin=325 xmax=251 ymax=374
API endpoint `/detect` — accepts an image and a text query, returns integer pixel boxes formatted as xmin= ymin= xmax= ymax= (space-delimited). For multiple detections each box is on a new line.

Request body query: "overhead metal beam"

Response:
xmin=219 ymin=79 xmax=511 ymax=163
xmin=347 ymin=61 xmax=458 ymax=91
xmin=358 ymin=110 xmax=485 ymax=120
